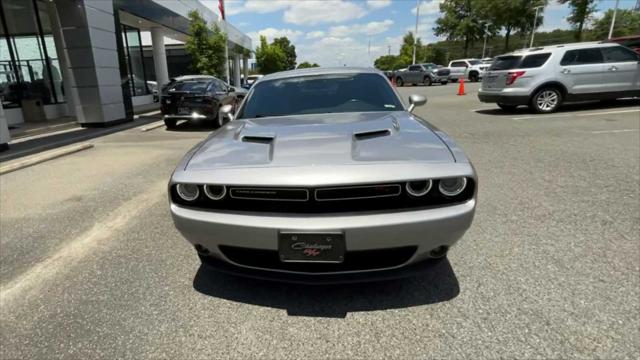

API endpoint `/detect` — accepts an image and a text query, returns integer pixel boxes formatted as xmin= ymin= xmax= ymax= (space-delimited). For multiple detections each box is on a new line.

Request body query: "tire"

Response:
xmin=530 ymin=87 xmax=563 ymax=113
xmin=164 ymin=118 xmax=177 ymax=129
xmin=450 ymin=78 xmax=458 ymax=83
xmin=497 ymin=103 xmax=518 ymax=112
xmin=468 ymin=72 xmax=479 ymax=82
xmin=424 ymin=76 xmax=433 ymax=86
xmin=440 ymin=81 xmax=448 ymax=85
xmin=396 ymin=77 xmax=404 ymax=87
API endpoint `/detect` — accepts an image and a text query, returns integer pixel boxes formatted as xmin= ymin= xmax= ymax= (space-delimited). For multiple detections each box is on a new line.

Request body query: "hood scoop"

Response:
xmin=354 ymin=129 xmax=391 ymax=141
xmin=242 ymin=135 xmax=274 ymax=144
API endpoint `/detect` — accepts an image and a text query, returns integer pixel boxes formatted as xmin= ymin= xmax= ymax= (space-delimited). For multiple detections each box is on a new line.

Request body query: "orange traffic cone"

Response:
xmin=457 ymin=77 xmax=466 ymax=96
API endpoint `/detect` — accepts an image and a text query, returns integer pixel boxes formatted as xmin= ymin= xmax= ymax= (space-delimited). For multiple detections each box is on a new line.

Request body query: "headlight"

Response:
xmin=406 ymin=179 xmax=432 ymax=197
xmin=438 ymin=177 xmax=467 ymax=197
xmin=176 ymin=183 xmax=200 ymax=201
xmin=204 ymin=185 xmax=226 ymax=200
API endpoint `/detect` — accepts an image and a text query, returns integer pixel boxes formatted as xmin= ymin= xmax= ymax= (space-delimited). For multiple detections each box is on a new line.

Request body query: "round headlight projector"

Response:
xmin=204 ymin=185 xmax=226 ymax=200
xmin=176 ymin=183 xmax=200 ymax=201
xmin=438 ymin=177 xmax=467 ymax=197
xmin=406 ymin=179 xmax=432 ymax=197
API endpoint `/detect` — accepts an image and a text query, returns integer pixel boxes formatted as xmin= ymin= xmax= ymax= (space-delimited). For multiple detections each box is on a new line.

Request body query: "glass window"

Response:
xmin=520 ymin=53 xmax=551 ymax=68
xmin=451 ymin=61 xmax=467 ymax=68
xmin=36 ymin=0 xmax=63 ymax=102
xmin=601 ymin=46 xmax=638 ymax=62
xmin=489 ymin=56 xmax=522 ymax=70
xmin=122 ymin=24 xmax=149 ymax=96
xmin=237 ymin=73 xmax=403 ymax=119
xmin=408 ymin=65 xmax=421 ymax=71
xmin=560 ymin=48 xmax=604 ymax=65
xmin=168 ymin=80 xmax=211 ymax=93
xmin=467 ymin=60 xmax=481 ymax=65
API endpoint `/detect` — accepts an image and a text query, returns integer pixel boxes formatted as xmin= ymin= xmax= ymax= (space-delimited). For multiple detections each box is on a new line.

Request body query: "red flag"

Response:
xmin=218 ymin=0 xmax=225 ymax=20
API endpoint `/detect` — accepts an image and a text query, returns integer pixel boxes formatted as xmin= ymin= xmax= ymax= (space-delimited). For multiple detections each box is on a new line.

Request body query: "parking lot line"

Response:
xmin=590 ymin=129 xmax=639 ymax=134
xmin=512 ymin=108 xmax=640 ymax=120
xmin=10 ymin=127 xmax=86 ymax=144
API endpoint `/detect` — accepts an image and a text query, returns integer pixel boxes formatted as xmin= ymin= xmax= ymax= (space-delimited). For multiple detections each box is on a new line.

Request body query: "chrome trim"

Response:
xmin=406 ymin=179 xmax=433 ymax=197
xmin=176 ymin=184 xmax=199 ymax=201
xmin=204 ymin=185 xmax=227 ymax=200
xmin=229 ymin=187 xmax=310 ymax=201
xmin=315 ymin=184 xmax=402 ymax=201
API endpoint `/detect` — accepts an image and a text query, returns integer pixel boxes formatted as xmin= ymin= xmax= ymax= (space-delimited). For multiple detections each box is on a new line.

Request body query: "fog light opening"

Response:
xmin=204 ymin=184 xmax=227 ymax=200
xmin=176 ymin=183 xmax=200 ymax=201
xmin=195 ymin=244 xmax=210 ymax=255
xmin=429 ymin=245 xmax=449 ymax=258
xmin=406 ymin=179 xmax=432 ymax=197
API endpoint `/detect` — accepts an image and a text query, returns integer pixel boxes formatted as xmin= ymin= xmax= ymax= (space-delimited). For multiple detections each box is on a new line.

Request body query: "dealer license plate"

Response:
xmin=278 ymin=232 xmax=345 ymax=263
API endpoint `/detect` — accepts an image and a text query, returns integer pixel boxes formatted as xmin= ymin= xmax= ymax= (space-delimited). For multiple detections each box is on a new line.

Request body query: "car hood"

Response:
xmin=186 ymin=111 xmax=454 ymax=171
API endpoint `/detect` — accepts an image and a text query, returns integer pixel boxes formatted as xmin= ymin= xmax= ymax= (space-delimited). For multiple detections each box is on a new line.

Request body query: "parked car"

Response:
xmin=241 ymin=74 xmax=264 ymax=89
xmin=394 ymin=63 xmax=450 ymax=86
xmin=146 ymin=81 xmax=158 ymax=102
xmin=168 ymin=67 xmax=477 ymax=282
xmin=607 ymin=35 xmax=640 ymax=54
xmin=161 ymin=77 xmax=244 ymax=128
xmin=448 ymin=59 xmax=488 ymax=82
xmin=478 ymin=42 xmax=640 ymax=113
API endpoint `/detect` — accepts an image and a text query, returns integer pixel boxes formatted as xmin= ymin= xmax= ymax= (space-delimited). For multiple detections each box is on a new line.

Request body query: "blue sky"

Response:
xmin=200 ymin=0 xmax=638 ymax=66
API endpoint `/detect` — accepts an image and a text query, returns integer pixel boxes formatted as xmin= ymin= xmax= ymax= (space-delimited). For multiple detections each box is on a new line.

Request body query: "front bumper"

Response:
xmin=432 ymin=74 xmax=449 ymax=83
xmin=477 ymin=92 xmax=530 ymax=105
xmin=171 ymin=200 xmax=476 ymax=279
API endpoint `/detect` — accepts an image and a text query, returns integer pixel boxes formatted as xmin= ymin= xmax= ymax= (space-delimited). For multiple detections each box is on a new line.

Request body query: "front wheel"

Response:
xmin=468 ymin=72 xmax=479 ymax=82
xmin=440 ymin=81 xmax=448 ymax=85
xmin=530 ymin=88 xmax=562 ymax=113
xmin=395 ymin=77 xmax=404 ymax=87
xmin=164 ymin=118 xmax=177 ymax=129
xmin=424 ymin=77 xmax=433 ymax=86
xmin=450 ymin=78 xmax=458 ymax=83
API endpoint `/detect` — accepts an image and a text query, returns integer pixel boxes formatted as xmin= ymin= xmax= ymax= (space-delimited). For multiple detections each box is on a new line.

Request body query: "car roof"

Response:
xmin=503 ymin=41 xmax=620 ymax=56
xmin=260 ymin=67 xmax=382 ymax=81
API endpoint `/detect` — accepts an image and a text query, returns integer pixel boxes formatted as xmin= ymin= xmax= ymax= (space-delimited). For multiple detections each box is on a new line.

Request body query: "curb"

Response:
xmin=0 ymin=143 xmax=94 ymax=175
xmin=140 ymin=121 xmax=165 ymax=132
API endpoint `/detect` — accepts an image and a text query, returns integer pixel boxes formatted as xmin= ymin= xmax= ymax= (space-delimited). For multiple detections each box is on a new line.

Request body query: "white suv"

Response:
xmin=448 ymin=59 xmax=488 ymax=82
xmin=478 ymin=42 xmax=640 ymax=113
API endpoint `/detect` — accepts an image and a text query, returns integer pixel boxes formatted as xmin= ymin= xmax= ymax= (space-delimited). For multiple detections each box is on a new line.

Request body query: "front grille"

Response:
xmin=170 ymin=179 xmax=475 ymax=214
xmin=218 ymin=245 xmax=417 ymax=273
xmin=437 ymin=69 xmax=450 ymax=76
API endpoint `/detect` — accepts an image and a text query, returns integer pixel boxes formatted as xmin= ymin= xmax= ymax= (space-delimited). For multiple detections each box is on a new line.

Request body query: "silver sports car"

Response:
xmin=169 ymin=67 xmax=477 ymax=283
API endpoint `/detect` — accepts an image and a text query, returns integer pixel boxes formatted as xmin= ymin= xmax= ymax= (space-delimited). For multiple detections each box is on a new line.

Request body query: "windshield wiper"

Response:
xmin=253 ymin=114 xmax=283 ymax=118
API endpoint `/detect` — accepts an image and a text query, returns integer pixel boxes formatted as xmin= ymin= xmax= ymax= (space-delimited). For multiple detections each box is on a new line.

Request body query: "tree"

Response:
xmin=589 ymin=9 xmax=640 ymax=40
xmin=484 ymin=0 xmax=547 ymax=51
xmin=422 ymin=45 xmax=448 ymax=65
xmin=272 ymin=37 xmax=297 ymax=70
xmin=559 ymin=0 xmax=597 ymax=41
xmin=398 ymin=32 xmax=418 ymax=65
xmin=433 ymin=0 xmax=487 ymax=57
xmin=297 ymin=62 xmax=320 ymax=69
xmin=184 ymin=10 xmax=227 ymax=77
xmin=255 ymin=36 xmax=287 ymax=74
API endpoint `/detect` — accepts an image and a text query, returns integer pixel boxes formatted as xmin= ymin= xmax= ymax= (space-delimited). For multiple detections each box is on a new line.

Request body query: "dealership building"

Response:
xmin=0 ymin=0 xmax=251 ymax=146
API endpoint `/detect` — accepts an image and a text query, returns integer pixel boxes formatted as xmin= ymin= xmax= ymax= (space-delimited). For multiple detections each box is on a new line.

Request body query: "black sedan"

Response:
xmin=161 ymin=77 xmax=244 ymax=128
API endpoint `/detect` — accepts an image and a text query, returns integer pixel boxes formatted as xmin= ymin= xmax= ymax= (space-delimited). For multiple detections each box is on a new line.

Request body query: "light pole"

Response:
xmin=412 ymin=0 xmax=420 ymax=64
xmin=529 ymin=5 xmax=543 ymax=48
xmin=481 ymin=24 xmax=489 ymax=59
xmin=608 ymin=0 xmax=620 ymax=39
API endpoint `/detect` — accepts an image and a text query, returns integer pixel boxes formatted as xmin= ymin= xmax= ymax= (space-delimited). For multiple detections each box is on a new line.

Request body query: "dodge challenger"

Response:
xmin=169 ymin=67 xmax=477 ymax=283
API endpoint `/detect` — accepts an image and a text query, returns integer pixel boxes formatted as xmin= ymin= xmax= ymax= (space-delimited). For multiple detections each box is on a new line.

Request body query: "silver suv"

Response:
xmin=478 ymin=42 xmax=640 ymax=113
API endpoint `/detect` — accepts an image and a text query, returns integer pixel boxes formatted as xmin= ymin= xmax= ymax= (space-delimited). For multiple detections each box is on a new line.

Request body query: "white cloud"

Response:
xmin=306 ymin=31 xmax=326 ymax=39
xmin=247 ymin=28 xmax=304 ymax=47
xmin=412 ymin=0 xmax=444 ymax=16
xmin=328 ymin=20 xmax=394 ymax=37
xmin=283 ymin=1 xmax=367 ymax=25
xmin=366 ymin=0 xmax=392 ymax=9
xmin=296 ymin=36 xmax=389 ymax=67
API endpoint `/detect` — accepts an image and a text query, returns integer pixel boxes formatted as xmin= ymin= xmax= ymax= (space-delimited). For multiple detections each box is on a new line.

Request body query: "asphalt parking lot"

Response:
xmin=1 ymin=82 xmax=639 ymax=359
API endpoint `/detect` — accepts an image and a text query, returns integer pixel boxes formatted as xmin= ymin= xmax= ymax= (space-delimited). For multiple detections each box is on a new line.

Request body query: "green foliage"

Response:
xmin=184 ymin=10 xmax=227 ymax=77
xmin=483 ymin=0 xmax=548 ymax=51
xmin=297 ymin=61 xmax=320 ymax=69
xmin=272 ymin=37 xmax=297 ymax=70
xmin=559 ymin=0 xmax=598 ymax=40
xmin=433 ymin=0 xmax=488 ymax=57
xmin=589 ymin=9 xmax=640 ymax=40
xmin=255 ymin=36 xmax=287 ymax=74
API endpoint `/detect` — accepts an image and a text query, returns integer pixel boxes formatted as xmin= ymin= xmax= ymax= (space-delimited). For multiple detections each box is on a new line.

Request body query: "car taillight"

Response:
xmin=505 ymin=71 xmax=525 ymax=86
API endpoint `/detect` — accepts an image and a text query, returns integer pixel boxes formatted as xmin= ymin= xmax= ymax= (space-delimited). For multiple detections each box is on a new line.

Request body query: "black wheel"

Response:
xmin=440 ymin=81 xmax=448 ymax=85
xmin=164 ymin=118 xmax=177 ymax=129
xmin=424 ymin=76 xmax=433 ymax=86
xmin=450 ymin=78 xmax=458 ymax=83
xmin=396 ymin=77 xmax=404 ymax=86
xmin=469 ymin=72 xmax=479 ymax=82
xmin=530 ymin=87 xmax=562 ymax=114
xmin=497 ymin=103 xmax=518 ymax=112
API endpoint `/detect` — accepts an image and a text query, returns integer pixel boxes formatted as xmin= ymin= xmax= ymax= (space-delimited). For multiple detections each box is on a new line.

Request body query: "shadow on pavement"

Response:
xmin=166 ymin=119 xmax=222 ymax=132
xmin=475 ymin=98 xmax=640 ymax=116
xmin=192 ymin=258 xmax=459 ymax=318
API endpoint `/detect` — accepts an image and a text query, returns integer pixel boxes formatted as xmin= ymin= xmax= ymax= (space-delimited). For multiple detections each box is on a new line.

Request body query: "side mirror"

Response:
xmin=407 ymin=94 xmax=427 ymax=113
xmin=219 ymin=104 xmax=235 ymax=121
xmin=228 ymin=87 xmax=235 ymax=92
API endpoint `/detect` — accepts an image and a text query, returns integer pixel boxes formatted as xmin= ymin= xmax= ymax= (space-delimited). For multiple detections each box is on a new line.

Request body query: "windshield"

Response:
xmin=468 ymin=60 xmax=482 ymax=65
xmin=168 ymin=81 xmax=211 ymax=93
xmin=236 ymin=73 xmax=403 ymax=119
